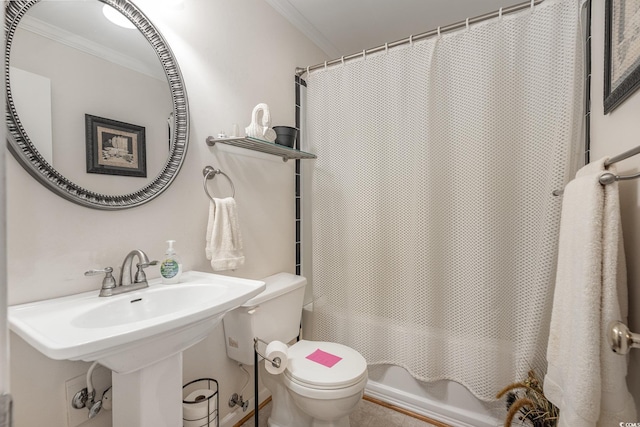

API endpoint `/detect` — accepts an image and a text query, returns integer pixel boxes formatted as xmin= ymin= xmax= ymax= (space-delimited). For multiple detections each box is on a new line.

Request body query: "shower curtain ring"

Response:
xmin=362 ymin=49 xmax=366 ymax=60
xmin=409 ymin=35 xmax=413 ymax=46
xmin=499 ymin=7 xmax=503 ymax=18
xmin=437 ymin=26 xmax=441 ymax=37
xmin=466 ymin=17 xmax=470 ymax=31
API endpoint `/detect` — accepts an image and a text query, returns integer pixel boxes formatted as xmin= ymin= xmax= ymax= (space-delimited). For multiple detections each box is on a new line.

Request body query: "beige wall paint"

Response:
xmin=591 ymin=0 xmax=640 ymax=412
xmin=6 ymin=0 xmax=327 ymax=426
xmin=0 ymin=0 xmax=7 ymax=398
xmin=8 ymin=0 xmax=640 ymax=425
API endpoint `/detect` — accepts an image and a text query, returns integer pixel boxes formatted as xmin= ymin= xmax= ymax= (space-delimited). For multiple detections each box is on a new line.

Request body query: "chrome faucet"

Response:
xmin=119 ymin=249 xmax=156 ymax=288
xmin=85 ymin=249 xmax=158 ymax=297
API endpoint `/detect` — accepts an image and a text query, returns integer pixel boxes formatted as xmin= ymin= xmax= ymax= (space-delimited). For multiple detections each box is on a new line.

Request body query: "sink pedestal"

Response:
xmin=112 ymin=353 xmax=183 ymax=427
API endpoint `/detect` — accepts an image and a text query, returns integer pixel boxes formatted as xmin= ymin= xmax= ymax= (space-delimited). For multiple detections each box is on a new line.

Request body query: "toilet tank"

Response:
xmin=223 ymin=272 xmax=307 ymax=365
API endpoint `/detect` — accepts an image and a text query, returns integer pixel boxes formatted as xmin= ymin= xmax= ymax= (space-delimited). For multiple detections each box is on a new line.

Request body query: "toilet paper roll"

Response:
xmin=264 ymin=340 xmax=289 ymax=375
xmin=183 ymin=389 xmax=216 ymax=427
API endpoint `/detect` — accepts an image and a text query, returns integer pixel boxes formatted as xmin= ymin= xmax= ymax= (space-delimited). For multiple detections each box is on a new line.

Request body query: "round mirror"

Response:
xmin=5 ymin=0 xmax=189 ymax=210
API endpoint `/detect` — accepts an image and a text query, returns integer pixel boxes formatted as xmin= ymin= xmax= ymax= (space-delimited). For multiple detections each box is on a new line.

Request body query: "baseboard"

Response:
xmin=363 ymin=395 xmax=452 ymax=427
xmin=221 ymin=387 xmax=271 ymax=427
xmin=221 ymin=381 xmax=502 ymax=427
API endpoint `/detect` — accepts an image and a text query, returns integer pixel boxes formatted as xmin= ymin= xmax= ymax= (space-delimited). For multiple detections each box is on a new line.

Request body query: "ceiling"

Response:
xmin=19 ymin=0 xmax=529 ymax=76
xmin=265 ymin=0 xmax=526 ymax=58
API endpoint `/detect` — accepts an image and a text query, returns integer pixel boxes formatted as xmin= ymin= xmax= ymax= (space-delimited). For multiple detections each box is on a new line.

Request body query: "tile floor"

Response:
xmin=238 ymin=397 xmax=441 ymax=427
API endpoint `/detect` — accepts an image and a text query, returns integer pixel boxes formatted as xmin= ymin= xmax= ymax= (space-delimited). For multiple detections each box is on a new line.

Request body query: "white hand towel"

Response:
xmin=544 ymin=158 xmax=636 ymax=427
xmin=205 ymin=197 xmax=245 ymax=271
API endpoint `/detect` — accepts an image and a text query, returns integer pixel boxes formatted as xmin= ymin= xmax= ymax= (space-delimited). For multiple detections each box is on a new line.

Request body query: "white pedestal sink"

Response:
xmin=8 ymin=271 xmax=265 ymax=427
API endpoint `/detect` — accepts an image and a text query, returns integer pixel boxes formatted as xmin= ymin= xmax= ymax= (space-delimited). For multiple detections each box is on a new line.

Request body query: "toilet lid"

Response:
xmin=284 ymin=340 xmax=367 ymax=389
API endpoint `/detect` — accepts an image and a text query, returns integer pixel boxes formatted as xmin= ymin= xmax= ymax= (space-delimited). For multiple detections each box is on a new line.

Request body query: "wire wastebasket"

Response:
xmin=183 ymin=378 xmax=219 ymax=427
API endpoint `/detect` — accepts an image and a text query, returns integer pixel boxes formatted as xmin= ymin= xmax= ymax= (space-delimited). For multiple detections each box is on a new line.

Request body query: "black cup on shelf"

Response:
xmin=273 ymin=126 xmax=298 ymax=148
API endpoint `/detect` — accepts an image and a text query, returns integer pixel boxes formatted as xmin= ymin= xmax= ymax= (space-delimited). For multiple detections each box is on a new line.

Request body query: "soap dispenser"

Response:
xmin=160 ymin=240 xmax=182 ymax=284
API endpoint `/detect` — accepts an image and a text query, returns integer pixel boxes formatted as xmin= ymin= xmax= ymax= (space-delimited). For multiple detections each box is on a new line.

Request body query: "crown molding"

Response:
xmin=264 ymin=0 xmax=341 ymax=58
xmin=19 ymin=15 xmax=166 ymax=81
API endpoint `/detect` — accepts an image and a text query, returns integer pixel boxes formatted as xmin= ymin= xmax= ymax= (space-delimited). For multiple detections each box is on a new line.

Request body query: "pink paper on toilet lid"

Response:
xmin=286 ymin=341 xmax=367 ymax=388
xmin=306 ymin=348 xmax=343 ymax=368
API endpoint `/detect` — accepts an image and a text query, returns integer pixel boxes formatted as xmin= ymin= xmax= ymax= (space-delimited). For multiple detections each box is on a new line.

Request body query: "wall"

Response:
xmin=1 ymin=0 xmax=8 ymax=404
xmin=590 ymin=0 xmax=640 ymax=413
xmin=6 ymin=0 xmax=327 ymax=426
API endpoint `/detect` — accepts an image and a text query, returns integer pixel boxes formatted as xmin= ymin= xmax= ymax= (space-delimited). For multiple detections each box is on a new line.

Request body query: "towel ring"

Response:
xmin=202 ymin=166 xmax=235 ymax=202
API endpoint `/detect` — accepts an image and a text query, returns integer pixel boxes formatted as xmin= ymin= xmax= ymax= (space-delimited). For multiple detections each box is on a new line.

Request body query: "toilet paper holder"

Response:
xmin=183 ymin=378 xmax=219 ymax=427
xmin=254 ymin=337 xmax=282 ymax=369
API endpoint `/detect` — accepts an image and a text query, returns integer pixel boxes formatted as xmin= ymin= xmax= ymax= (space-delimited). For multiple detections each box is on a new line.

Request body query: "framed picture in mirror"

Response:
xmin=85 ymin=114 xmax=147 ymax=177
xmin=604 ymin=0 xmax=640 ymax=114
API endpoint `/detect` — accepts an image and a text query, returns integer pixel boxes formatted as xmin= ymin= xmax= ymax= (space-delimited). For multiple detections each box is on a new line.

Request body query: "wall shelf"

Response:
xmin=206 ymin=136 xmax=317 ymax=162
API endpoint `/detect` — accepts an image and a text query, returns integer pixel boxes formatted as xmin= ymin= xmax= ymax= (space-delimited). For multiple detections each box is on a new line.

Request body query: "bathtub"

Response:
xmin=302 ymin=304 xmax=505 ymax=427
xmin=366 ymin=365 xmax=504 ymax=427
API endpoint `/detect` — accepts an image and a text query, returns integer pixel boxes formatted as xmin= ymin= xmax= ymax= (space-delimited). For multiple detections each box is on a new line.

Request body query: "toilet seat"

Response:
xmin=282 ymin=340 xmax=367 ymax=396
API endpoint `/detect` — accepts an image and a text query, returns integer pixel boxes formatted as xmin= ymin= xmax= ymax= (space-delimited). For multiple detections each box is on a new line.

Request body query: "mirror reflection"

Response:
xmin=10 ymin=0 xmax=172 ymax=196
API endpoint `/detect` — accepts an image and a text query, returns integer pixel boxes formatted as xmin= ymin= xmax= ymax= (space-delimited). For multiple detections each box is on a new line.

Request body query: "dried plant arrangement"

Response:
xmin=496 ymin=369 xmax=559 ymax=427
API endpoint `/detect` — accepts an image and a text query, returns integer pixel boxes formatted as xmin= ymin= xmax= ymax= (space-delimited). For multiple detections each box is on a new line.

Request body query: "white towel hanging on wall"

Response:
xmin=206 ymin=197 xmax=245 ymax=271
xmin=544 ymin=158 xmax=636 ymax=426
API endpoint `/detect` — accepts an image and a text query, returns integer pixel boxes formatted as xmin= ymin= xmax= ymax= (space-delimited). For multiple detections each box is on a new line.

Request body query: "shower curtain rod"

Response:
xmin=295 ymin=0 xmax=544 ymax=77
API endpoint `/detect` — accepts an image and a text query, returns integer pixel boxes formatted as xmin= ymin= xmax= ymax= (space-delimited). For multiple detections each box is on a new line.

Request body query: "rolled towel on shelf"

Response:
xmin=206 ymin=197 xmax=245 ymax=271
xmin=245 ymin=103 xmax=277 ymax=142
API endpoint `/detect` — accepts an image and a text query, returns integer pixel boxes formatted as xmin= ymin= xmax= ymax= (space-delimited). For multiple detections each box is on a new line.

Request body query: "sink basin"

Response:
xmin=71 ymin=282 xmax=227 ymax=329
xmin=9 ymin=271 xmax=265 ymax=373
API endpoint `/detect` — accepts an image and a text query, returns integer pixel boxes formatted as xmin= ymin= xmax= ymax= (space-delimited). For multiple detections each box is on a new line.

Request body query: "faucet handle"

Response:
xmin=85 ymin=267 xmax=117 ymax=290
xmin=137 ymin=260 xmax=159 ymax=269
xmin=133 ymin=261 xmax=158 ymax=284
xmin=84 ymin=267 xmax=113 ymax=276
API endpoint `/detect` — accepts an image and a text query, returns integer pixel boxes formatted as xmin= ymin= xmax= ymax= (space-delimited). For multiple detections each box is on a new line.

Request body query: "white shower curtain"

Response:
xmin=304 ymin=0 xmax=584 ymax=401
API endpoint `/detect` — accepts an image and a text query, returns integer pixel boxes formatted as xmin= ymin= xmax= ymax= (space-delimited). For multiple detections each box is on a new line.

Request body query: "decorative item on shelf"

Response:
xmin=496 ymin=369 xmax=559 ymax=427
xmin=231 ymin=123 xmax=240 ymax=138
xmin=273 ymin=126 xmax=298 ymax=148
xmin=245 ymin=103 xmax=277 ymax=142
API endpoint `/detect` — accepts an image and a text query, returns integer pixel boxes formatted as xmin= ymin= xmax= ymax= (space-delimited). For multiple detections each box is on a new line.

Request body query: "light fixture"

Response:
xmin=102 ymin=4 xmax=136 ymax=29
xmin=161 ymin=0 xmax=185 ymax=9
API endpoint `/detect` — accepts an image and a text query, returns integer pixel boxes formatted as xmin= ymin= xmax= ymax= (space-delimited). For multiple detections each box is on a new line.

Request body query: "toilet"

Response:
xmin=223 ymin=272 xmax=368 ymax=427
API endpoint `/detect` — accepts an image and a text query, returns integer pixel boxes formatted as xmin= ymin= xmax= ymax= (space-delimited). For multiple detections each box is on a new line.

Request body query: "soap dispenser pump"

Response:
xmin=160 ymin=240 xmax=182 ymax=284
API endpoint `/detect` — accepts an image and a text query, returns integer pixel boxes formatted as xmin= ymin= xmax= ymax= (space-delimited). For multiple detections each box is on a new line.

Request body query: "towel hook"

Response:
xmin=202 ymin=166 xmax=235 ymax=202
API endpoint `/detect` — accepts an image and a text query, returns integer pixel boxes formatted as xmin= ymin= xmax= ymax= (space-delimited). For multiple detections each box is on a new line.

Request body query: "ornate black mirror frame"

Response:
xmin=5 ymin=0 xmax=189 ymax=210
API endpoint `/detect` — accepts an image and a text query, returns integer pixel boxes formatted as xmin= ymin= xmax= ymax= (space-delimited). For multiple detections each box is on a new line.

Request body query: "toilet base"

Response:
xmin=267 ymin=414 xmax=351 ymax=427
xmin=260 ymin=363 xmax=361 ymax=427
xmin=310 ymin=418 xmax=350 ymax=427
xmin=261 ymin=363 xmax=311 ymax=427
xmin=267 ymin=417 xmax=350 ymax=427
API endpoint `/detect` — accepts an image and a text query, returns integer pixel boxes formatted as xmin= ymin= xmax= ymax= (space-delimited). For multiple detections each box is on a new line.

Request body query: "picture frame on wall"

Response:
xmin=85 ymin=114 xmax=147 ymax=177
xmin=604 ymin=0 xmax=640 ymax=114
